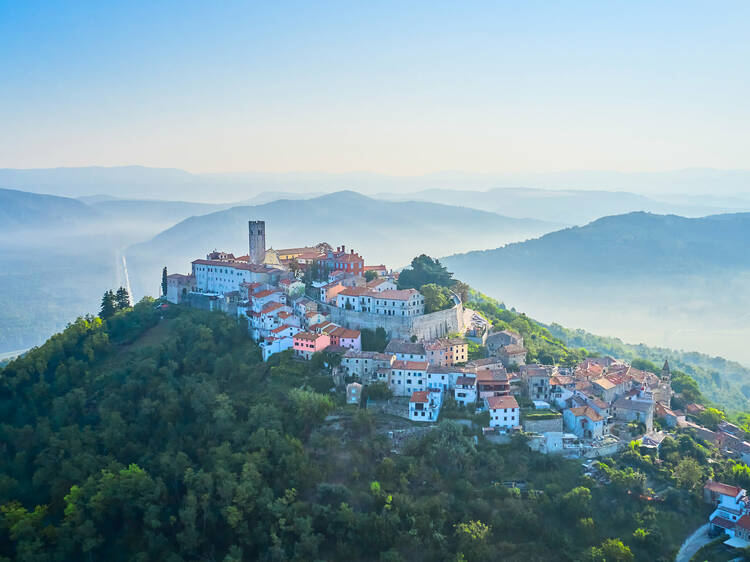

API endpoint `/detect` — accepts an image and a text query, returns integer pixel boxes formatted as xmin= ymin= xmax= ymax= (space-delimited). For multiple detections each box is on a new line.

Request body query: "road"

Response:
xmin=675 ymin=523 xmax=710 ymax=562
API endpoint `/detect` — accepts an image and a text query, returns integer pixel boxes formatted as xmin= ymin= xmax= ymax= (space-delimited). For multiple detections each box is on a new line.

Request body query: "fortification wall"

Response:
xmin=317 ymin=302 xmax=464 ymax=340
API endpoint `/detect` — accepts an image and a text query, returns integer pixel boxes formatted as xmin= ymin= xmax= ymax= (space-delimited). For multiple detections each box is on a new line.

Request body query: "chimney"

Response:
xmin=342 ymin=245 xmax=345 ymax=253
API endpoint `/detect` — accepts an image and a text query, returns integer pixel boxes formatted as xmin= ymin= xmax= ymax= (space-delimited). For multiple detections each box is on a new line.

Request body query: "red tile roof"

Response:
xmin=331 ymin=326 xmax=361 ymax=339
xmin=711 ymin=516 xmax=736 ymax=530
xmin=261 ymin=302 xmax=284 ymax=314
xmin=338 ymin=287 xmax=372 ymax=297
xmin=392 ymin=360 xmax=429 ymax=371
xmin=410 ymin=391 xmax=429 ymax=403
xmin=705 ymin=481 xmax=743 ymax=498
xmin=486 ymin=395 xmax=519 ymax=410
xmin=736 ymin=515 xmax=750 ymax=531
xmin=569 ymin=406 xmax=604 ymax=422
xmin=294 ymin=331 xmax=326 ymax=342
xmin=377 ymin=289 xmax=420 ymax=301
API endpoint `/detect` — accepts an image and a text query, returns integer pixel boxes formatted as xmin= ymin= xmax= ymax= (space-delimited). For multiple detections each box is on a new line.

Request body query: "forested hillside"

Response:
xmin=0 ymin=300 xmax=714 ymax=561
xmin=443 ymin=212 xmax=750 ymax=365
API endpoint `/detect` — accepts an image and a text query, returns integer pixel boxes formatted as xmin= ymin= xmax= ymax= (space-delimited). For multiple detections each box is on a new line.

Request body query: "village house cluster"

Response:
xmin=165 ymin=220 xmax=745 ymax=459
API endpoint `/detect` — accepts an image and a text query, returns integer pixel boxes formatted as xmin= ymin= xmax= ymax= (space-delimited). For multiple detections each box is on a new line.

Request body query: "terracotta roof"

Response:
xmin=590 ymin=398 xmax=609 ymax=410
xmin=569 ymin=406 xmax=604 ymax=422
xmin=550 ymin=375 xmax=574 ymax=386
xmin=476 ymin=370 xmax=508 ymax=383
xmin=410 ymin=391 xmax=429 ymax=403
xmin=338 ymin=287 xmax=373 ymax=297
xmin=392 ymin=360 xmax=429 ymax=371
xmin=592 ymin=377 xmax=616 ymax=390
xmin=455 ymin=376 xmax=476 ymax=386
xmin=294 ymin=331 xmax=326 ymax=342
xmin=737 ymin=515 xmax=750 ymax=531
xmin=705 ymin=481 xmax=743 ymax=497
xmin=376 ymin=289 xmax=420 ymax=301
xmin=331 ymin=326 xmax=361 ymax=339
xmin=711 ymin=516 xmax=736 ymax=530
xmin=253 ymin=289 xmax=280 ymax=299
xmin=167 ymin=273 xmax=194 ymax=280
xmin=271 ymin=324 xmax=293 ymax=334
xmin=486 ymin=395 xmax=519 ymax=410
xmin=363 ymin=264 xmax=387 ymax=271
xmin=261 ymin=302 xmax=284 ymax=314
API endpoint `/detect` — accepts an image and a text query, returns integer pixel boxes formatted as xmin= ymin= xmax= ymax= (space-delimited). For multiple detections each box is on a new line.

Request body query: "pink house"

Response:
xmin=333 ymin=327 xmax=361 ymax=351
xmin=293 ymin=331 xmax=331 ymax=360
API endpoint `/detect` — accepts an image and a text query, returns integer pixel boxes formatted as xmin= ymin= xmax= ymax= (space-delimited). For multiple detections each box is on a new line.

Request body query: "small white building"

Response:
xmin=454 ymin=376 xmax=477 ymax=406
xmin=346 ymin=382 xmax=363 ymax=405
xmin=260 ymin=336 xmax=294 ymax=362
xmin=409 ymin=389 xmax=443 ymax=422
xmin=485 ymin=395 xmax=520 ymax=430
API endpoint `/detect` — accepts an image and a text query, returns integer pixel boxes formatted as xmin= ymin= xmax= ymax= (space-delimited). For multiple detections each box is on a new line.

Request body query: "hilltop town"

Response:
xmin=163 ymin=219 xmax=750 ymax=475
xmin=164 ymin=220 xmax=750 ymax=552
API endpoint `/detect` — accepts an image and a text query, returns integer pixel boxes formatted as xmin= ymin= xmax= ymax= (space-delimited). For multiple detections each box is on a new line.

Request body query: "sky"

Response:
xmin=1 ymin=1 xmax=750 ymax=175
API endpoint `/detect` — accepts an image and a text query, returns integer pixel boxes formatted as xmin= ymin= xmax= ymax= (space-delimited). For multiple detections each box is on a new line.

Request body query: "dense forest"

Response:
xmin=1 ymin=297 xmax=744 ymax=561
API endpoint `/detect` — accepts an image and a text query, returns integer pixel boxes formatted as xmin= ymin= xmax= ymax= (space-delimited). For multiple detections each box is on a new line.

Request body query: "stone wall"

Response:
xmin=522 ymin=416 xmax=563 ymax=434
xmin=317 ymin=301 xmax=465 ymax=340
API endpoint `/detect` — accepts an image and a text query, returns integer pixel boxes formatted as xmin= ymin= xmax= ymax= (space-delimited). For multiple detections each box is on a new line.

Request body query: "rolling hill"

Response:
xmin=125 ymin=191 xmax=561 ymax=298
xmin=442 ymin=212 xmax=750 ymax=364
xmin=0 ymin=187 xmax=99 ymax=231
xmin=375 ymin=187 xmax=743 ymax=225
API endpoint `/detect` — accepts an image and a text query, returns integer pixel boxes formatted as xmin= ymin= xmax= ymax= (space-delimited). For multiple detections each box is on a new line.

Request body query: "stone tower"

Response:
xmin=656 ymin=359 xmax=672 ymax=406
xmin=248 ymin=221 xmax=266 ymax=265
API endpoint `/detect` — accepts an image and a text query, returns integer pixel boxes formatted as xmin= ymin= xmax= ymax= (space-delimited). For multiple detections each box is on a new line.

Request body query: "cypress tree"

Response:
xmin=162 ymin=267 xmax=168 ymax=297
xmin=115 ymin=286 xmax=131 ymax=310
xmin=100 ymin=290 xmax=116 ymax=319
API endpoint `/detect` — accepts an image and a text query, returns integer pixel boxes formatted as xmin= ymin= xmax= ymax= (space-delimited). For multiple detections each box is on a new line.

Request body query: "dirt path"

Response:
xmin=675 ymin=523 xmax=710 ymax=562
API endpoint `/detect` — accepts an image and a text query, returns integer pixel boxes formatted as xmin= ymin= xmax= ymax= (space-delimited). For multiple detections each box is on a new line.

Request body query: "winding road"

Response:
xmin=675 ymin=523 xmax=710 ymax=562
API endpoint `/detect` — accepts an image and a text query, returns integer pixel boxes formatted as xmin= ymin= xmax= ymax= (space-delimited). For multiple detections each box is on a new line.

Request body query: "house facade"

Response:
xmin=486 ymin=395 xmax=520 ymax=430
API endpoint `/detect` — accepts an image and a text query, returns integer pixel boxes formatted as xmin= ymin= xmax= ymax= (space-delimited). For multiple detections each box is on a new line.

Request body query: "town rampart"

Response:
xmin=317 ymin=301 xmax=465 ymax=340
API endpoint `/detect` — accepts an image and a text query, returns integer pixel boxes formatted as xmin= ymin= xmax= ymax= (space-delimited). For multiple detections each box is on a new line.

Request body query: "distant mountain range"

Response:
xmin=375 ymin=188 xmax=746 ymax=225
xmin=3 ymin=165 xmax=750 ymax=207
xmin=125 ymin=191 xmax=560 ymax=297
xmin=443 ymin=212 xmax=750 ymax=364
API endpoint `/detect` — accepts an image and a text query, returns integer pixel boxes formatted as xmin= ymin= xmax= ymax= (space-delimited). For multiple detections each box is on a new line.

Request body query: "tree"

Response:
xmin=288 ymin=259 xmax=301 ymax=279
xmin=451 ymin=281 xmax=470 ymax=303
xmin=672 ymin=458 xmax=703 ymax=490
xmin=162 ymin=267 xmax=168 ymax=297
xmin=115 ymin=287 xmax=131 ymax=310
xmin=588 ymin=539 xmax=634 ymax=562
xmin=696 ymin=407 xmax=725 ymax=430
xmin=100 ymin=290 xmax=116 ymax=319
xmin=420 ymin=283 xmax=452 ymax=313
xmin=364 ymin=270 xmax=378 ymax=282
xmin=398 ymin=255 xmax=453 ymax=289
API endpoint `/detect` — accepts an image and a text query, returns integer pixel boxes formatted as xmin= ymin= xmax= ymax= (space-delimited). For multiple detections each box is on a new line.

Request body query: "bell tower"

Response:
xmin=248 ymin=221 xmax=266 ymax=265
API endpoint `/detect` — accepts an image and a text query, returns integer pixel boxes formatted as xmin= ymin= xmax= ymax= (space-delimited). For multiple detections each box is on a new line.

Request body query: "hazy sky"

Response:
xmin=2 ymin=1 xmax=749 ymax=175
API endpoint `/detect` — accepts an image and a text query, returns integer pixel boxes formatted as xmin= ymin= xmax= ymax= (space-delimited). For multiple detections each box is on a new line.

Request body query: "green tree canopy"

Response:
xmin=398 ymin=255 xmax=454 ymax=289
